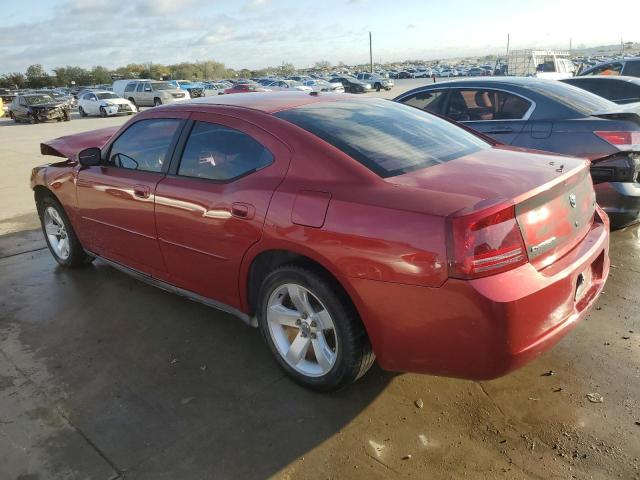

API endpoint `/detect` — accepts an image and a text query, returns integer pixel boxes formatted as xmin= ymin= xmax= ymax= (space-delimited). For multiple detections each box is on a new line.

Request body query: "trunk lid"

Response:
xmin=388 ymin=145 xmax=595 ymax=271
xmin=40 ymin=126 xmax=119 ymax=159
xmin=515 ymin=166 xmax=595 ymax=270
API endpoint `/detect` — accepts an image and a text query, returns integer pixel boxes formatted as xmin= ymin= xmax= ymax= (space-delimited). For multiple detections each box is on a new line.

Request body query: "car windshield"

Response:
xmin=25 ymin=95 xmax=53 ymax=105
xmin=96 ymin=92 xmax=118 ymax=100
xmin=276 ymin=99 xmax=490 ymax=178
xmin=151 ymin=82 xmax=174 ymax=91
xmin=178 ymin=81 xmax=190 ymax=86
xmin=527 ymin=81 xmax=616 ymax=115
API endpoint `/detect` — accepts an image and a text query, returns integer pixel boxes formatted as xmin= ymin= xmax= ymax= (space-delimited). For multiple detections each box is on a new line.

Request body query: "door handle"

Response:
xmin=486 ymin=127 xmax=514 ymax=134
xmin=133 ymin=185 xmax=150 ymax=199
xmin=231 ymin=202 xmax=255 ymax=219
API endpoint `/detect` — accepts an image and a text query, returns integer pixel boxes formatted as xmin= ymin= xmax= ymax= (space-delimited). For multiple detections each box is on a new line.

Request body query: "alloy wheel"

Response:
xmin=44 ymin=206 xmax=70 ymax=260
xmin=266 ymin=283 xmax=338 ymax=377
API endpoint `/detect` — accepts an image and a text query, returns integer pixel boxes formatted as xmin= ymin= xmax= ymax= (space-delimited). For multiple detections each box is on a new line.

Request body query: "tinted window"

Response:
xmin=400 ymin=89 xmax=447 ymax=114
xmin=527 ymin=81 xmax=615 ymax=115
xmin=611 ymin=81 xmax=640 ymax=102
xmin=124 ymin=82 xmax=136 ymax=92
xmin=136 ymin=83 xmax=145 ymax=92
xmin=583 ymin=62 xmax=623 ymax=76
xmin=178 ymin=121 xmax=273 ymax=181
xmin=108 ymin=119 xmax=181 ymax=172
xmin=623 ymin=61 xmax=640 ymax=77
xmin=446 ymin=89 xmax=532 ymax=121
xmin=275 ymin=99 xmax=489 ymax=178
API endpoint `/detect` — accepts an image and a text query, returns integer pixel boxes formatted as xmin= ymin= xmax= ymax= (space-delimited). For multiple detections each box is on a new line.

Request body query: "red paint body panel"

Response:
xmin=31 ymin=93 xmax=611 ymax=380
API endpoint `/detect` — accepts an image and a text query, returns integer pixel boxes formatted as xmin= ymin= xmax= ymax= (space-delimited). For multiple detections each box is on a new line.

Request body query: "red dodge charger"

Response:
xmin=31 ymin=92 xmax=610 ymax=391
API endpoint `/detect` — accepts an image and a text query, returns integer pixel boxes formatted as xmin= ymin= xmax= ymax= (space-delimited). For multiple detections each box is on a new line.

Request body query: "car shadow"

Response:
xmin=0 ymin=247 xmax=393 ymax=479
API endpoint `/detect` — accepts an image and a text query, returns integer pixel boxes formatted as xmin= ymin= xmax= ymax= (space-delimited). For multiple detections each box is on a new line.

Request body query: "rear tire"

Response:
xmin=37 ymin=195 xmax=94 ymax=268
xmin=257 ymin=265 xmax=374 ymax=392
xmin=154 ymin=97 xmax=162 ymax=107
xmin=375 ymin=83 xmax=381 ymax=92
xmin=79 ymin=106 xmax=87 ymax=117
xmin=63 ymin=110 xmax=70 ymax=121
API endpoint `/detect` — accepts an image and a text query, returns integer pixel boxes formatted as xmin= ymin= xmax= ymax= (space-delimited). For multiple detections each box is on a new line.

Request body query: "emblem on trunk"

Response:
xmin=569 ymin=193 xmax=577 ymax=208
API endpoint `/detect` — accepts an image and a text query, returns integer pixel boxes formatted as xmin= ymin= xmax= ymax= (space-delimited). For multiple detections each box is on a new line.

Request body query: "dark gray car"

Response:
xmin=578 ymin=58 xmax=640 ymax=78
xmin=560 ymin=76 xmax=640 ymax=105
xmin=394 ymin=77 xmax=640 ymax=228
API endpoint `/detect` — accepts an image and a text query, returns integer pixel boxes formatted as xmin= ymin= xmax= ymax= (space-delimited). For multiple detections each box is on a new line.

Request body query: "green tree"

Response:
xmin=314 ymin=60 xmax=331 ymax=71
xmin=25 ymin=64 xmax=50 ymax=88
xmin=91 ymin=66 xmax=112 ymax=84
xmin=0 ymin=73 xmax=26 ymax=89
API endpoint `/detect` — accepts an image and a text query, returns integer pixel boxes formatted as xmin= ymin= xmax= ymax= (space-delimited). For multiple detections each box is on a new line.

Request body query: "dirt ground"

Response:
xmin=0 ymin=81 xmax=639 ymax=479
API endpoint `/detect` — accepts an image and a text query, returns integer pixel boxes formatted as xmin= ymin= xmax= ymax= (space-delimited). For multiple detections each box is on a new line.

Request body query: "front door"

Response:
xmin=445 ymin=88 xmax=533 ymax=145
xmin=76 ymin=116 xmax=186 ymax=276
xmin=154 ymin=113 xmax=290 ymax=309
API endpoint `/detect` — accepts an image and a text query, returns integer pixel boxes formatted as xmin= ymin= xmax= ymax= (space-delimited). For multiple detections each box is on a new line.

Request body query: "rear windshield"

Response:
xmin=275 ymin=99 xmax=489 ymax=177
xmin=527 ymin=81 xmax=615 ymax=115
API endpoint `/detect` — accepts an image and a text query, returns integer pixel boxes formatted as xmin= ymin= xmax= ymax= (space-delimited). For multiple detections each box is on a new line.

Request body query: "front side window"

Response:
xmin=151 ymin=82 xmax=173 ymax=91
xmin=124 ymin=82 xmax=136 ymax=92
xmin=275 ymin=99 xmax=489 ymax=178
xmin=446 ymin=89 xmax=532 ymax=121
xmin=399 ymin=89 xmax=447 ymax=114
xmin=108 ymin=119 xmax=181 ymax=173
xmin=177 ymin=121 xmax=273 ymax=181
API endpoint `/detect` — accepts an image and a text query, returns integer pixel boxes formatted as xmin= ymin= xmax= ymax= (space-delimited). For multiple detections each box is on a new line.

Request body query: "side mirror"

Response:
xmin=78 ymin=147 xmax=101 ymax=167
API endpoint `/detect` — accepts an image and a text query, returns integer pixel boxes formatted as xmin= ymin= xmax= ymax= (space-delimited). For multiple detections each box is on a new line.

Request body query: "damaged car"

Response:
xmin=9 ymin=93 xmax=70 ymax=123
xmin=394 ymin=78 xmax=640 ymax=229
xmin=31 ymin=93 xmax=609 ymax=391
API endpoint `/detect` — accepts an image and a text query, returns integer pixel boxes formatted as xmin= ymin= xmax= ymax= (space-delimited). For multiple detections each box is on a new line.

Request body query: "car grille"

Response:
xmin=189 ymin=88 xmax=204 ymax=98
xmin=172 ymin=93 xmax=185 ymax=98
xmin=117 ymin=104 xmax=131 ymax=112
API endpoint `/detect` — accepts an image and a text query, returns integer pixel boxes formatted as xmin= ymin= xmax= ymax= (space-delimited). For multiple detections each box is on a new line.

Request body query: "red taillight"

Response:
xmin=447 ymin=206 xmax=527 ymax=279
xmin=594 ymin=131 xmax=640 ymax=150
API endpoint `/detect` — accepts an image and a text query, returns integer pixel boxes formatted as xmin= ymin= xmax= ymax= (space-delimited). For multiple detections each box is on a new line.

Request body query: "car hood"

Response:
xmin=40 ymin=126 xmax=119 ymax=159
xmin=386 ymin=145 xmax=587 ymax=216
xmin=30 ymin=102 xmax=65 ymax=109
xmin=101 ymin=98 xmax=131 ymax=105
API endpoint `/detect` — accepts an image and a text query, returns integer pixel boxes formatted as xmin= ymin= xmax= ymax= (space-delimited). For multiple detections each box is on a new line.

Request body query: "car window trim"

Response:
xmin=166 ymin=116 xmax=275 ymax=184
xmin=101 ymin=117 xmax=187 ymax=175
xmin=395 ymin=87 xmax=451 ymax=115
xmin=444 ymin=87 xmax=536 ymax=123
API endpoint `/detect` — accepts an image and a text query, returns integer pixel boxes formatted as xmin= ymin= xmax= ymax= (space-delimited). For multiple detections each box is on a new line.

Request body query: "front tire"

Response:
xmin=99 ymin=107 xmax=107 ymax=118
xmin=63 ymin=110 xmax=70 ymax=121
xmin=38 ymin=195 xmax=93 ymax=268
xmin=375 ymin=83 xmax=381 ymax=92
xmin=153 ymin=97 xmax=162 ymax=107
xmin=79 ymin=106 xmax=87 ymax=117
xmin=257 ymin=265 xmax=374 ymax=392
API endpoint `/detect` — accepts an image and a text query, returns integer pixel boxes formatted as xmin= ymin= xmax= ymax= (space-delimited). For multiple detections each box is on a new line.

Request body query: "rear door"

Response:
xmin=445 ymin=88 xmax=533 ymax=144
xmin=154 ymin=113 xmax=291 ymax=308
xmin=76 ymin=114 xmax=187 ymax=275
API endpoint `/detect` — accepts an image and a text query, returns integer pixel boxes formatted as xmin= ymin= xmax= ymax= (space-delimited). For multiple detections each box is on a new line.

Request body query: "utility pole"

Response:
xmin=621 ymin=37 xmax=624 ymax=55
xmin=569 ymin=37 xmax=572 ymax=51
xmin=506 ymin=33 xmax=510 ymax=58
xmin=369 ymin=31 xmax=373 ymax=73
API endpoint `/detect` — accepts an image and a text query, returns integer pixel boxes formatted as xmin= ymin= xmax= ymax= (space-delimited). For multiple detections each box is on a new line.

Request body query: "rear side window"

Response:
xmin=399 ymin=89 xmax=447 ymax=114
xmin=108 ymin=119 xmax=181 ymax=172
xmin=177 ymin=121 xmax=273 ymax=181
xmin=623 ymin=61 xmax=640 ymax=77
xmin=446 ymin=89 xmax=532 ymax=121
xmin=275 ymin=99 xmax=489 ymax=178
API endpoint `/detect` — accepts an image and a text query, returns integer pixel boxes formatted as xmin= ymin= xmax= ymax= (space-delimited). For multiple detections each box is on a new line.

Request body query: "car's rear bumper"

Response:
xmin=349 ymin=209 xmax=610 ymax=380
xmin=594 ymin=181 xmax=640 ymax=229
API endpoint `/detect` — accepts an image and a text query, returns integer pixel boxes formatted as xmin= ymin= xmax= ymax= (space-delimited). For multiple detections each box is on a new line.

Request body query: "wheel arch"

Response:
xmin=243 ymin=248 xmax=366 ymax=330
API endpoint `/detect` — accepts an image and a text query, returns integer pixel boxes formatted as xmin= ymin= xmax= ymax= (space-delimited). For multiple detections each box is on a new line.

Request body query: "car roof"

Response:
xmin=172 ymin=91 xmax=359 ymax=114
xmin=413 ymin=77 xmax=560 ymax=87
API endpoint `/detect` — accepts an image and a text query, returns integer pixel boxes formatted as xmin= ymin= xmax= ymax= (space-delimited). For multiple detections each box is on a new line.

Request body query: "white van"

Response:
xmin=507 ymin=50 xmax=576 ymax=80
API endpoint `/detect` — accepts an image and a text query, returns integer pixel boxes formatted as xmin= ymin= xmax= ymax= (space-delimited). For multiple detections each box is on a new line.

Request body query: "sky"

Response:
xmin=0 ymin=0 xmax=637 ymax=74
